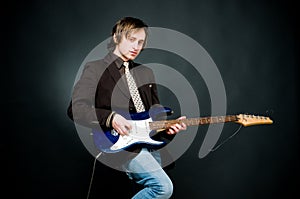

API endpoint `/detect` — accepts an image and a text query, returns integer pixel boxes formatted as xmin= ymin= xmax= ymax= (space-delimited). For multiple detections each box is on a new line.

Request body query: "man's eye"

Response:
xmin=138 ymin=41 xmax=144 ymax=46
xmin=129 ymin=38 xmax=135 ymax=42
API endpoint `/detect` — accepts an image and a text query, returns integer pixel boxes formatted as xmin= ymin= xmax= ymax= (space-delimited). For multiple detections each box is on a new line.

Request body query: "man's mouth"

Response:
xmin=130 ymin=51 xmax=138 ymax=56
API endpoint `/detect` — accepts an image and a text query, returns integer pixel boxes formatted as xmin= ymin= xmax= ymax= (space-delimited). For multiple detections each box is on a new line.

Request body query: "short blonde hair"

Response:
xmin=107 ymin=17 xmax=148 ymax=51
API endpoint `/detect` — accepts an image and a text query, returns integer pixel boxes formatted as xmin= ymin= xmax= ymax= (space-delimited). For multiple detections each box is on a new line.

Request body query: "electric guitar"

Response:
xmin=92 ymin=107 xmax=273 ymax=153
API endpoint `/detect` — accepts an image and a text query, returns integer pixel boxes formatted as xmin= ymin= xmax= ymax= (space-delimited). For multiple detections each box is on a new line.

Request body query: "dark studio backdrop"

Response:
xmin=3 ymin=0 xmax=299 ymax=198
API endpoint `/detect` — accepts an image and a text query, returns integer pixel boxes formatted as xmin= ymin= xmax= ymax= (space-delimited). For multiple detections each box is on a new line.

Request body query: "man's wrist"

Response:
xmin=106 ymin=111 xmax=116 ymax=128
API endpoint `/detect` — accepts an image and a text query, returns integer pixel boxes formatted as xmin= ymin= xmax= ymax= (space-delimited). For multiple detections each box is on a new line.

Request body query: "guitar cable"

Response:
xmin=86 ymin=152 xmax=102 ymax=199
xmin=209 ymin=124 xmax=243 ymax=152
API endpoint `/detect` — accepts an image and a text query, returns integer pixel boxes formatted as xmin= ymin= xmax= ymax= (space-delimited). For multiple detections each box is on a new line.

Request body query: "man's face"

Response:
xmin=113 ymin=28 xmax=146 ymax=61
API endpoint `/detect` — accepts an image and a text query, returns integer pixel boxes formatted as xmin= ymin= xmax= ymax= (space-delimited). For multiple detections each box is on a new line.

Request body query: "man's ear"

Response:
xmin=113 ymin=33 xmax=118 ymax=44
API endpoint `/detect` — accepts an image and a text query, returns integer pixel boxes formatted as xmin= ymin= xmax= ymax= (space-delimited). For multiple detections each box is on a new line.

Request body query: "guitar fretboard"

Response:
xmin=149 ymin=115 xmax=238 ymax=130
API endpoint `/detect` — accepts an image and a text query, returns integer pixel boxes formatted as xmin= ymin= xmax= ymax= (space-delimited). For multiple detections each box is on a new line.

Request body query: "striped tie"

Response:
xmin=123 ymin=61 xmax=145 ymax=113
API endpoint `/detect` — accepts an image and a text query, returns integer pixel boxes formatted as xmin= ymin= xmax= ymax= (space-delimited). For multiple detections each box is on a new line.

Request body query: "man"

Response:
xmin=68 ymin=16 xmax=186 ymax=198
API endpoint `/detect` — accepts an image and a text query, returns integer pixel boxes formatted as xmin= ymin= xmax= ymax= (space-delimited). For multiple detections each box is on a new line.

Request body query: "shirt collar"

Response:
xmin=104 ymin=52 xmax=124 ymax=69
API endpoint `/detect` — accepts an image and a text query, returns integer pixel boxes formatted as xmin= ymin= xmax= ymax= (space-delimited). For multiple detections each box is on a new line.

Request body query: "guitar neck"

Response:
xmin=149 ymin=115 xmax=238 ymax=130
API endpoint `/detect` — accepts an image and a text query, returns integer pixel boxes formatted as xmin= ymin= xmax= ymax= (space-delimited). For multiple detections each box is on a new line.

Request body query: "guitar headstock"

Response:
xmin=236 ymin=114 xmax=273 ymax=127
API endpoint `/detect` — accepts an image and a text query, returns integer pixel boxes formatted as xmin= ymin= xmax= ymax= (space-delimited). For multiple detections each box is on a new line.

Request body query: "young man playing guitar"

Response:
xmin=67 ymin=17 xmax=186 ymax=199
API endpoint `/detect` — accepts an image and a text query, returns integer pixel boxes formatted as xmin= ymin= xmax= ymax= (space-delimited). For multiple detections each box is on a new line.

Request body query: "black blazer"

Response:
xmin=67 ymin=52 xmax=160 ymax=129
xmin=67 ymin=53 xmax=176 ymax=168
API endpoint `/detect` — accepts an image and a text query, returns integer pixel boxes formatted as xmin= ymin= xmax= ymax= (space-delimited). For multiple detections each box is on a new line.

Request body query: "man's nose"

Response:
xmin=133 ymin=41 xmax=142 ymax=50
xmin=132 ymin=41 xmax=139 ymax=49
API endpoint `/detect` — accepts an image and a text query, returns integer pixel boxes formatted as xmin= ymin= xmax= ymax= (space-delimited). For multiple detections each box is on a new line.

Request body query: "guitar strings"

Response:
xmin=86 ymin=152 xmax=102 ymax=199
xmin=209 ymin=124 xmax=243 ymax=152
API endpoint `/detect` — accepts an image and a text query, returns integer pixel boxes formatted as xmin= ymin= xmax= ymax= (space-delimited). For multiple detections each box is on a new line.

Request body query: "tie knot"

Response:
xmin=123 ymin=61 xmax=129 ymax=68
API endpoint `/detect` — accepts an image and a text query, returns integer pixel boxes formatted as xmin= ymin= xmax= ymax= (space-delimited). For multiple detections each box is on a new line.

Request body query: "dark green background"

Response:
xmin=4 ymin=0 xmax=299 ymax=198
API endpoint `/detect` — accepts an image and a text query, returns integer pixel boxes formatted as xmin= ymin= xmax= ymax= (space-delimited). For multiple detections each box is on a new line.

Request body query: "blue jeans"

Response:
xmin=125 ymin=148 xmax=173 ymax=199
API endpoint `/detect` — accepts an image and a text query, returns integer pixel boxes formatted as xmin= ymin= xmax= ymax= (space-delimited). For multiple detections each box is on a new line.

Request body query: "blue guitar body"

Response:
xmin=92 ymin=107 xmax=173 ymax=153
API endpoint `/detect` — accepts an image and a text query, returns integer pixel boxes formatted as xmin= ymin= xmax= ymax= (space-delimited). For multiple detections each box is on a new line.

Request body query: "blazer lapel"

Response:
xmin=107 ymin=62 xmax=131 ymax=99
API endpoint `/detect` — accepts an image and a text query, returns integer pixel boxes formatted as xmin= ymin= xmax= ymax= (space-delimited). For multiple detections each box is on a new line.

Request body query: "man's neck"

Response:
xmin=112 ymin=50 xmax=129 ymax=62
